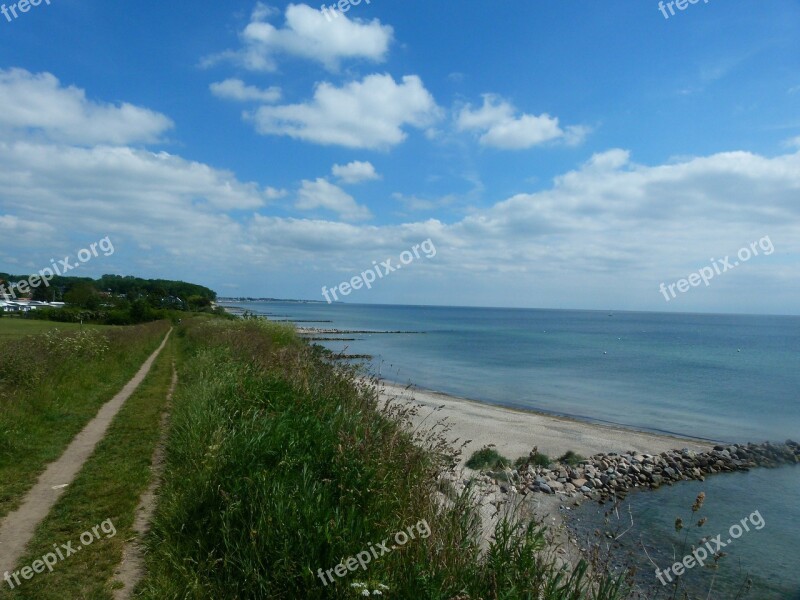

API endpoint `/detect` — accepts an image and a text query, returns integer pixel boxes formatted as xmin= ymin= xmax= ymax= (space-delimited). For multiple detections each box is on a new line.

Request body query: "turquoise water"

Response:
xmin=571 ymin=467 xmax=800 ymax=599
xmin=226 ymin=302 xmax=800 ymax=598
xmin=228 ymin=302 xmax=800 ymax=442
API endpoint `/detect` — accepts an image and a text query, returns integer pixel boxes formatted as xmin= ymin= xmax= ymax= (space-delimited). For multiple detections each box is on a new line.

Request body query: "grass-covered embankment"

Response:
xmin=139 ymin=318 xmax=625 ymax=599
xmin=0 ymin=333 xmax=177 ymax=599
xmin=0 ymin=320 xmax=171 ymax=519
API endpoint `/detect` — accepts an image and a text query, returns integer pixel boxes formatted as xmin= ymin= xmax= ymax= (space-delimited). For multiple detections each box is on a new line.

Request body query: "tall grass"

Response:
xmin=0 ymin=321 xmax=170 ymax=518
xmin=140 ymin=319 xmax=626 ymax=599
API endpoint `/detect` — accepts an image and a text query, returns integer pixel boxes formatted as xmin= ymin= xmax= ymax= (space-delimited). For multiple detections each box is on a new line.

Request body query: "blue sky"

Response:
xmin=1 ymin=0 xmax=799 ymax=313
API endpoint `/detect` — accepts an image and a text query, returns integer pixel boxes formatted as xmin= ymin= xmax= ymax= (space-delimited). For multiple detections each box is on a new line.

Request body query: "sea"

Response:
xmin=222 ymin=301 xmax=800 ymax=599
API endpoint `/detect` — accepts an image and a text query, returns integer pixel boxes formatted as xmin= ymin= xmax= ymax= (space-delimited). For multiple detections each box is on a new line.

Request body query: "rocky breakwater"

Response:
xmin=484 ymin=441 xmax=799 ymax=503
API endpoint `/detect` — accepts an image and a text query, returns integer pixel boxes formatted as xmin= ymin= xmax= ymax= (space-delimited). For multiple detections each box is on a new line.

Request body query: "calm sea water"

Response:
xmin=224 ymin=302 xmax=800 ymax=598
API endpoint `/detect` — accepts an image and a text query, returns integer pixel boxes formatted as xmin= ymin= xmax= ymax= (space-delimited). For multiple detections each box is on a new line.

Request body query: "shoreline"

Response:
xmin=379 ymin=380 xmax=716 ymax=463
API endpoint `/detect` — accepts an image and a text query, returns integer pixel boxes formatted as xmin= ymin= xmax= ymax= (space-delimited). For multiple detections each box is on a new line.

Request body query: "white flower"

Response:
xmin=351 ymin=582 xmax=367 ymax=588
xmin=361 ymin=590 xmax=371 ymax=597
xmin=372 ymin=591 xmax=383 ymax=596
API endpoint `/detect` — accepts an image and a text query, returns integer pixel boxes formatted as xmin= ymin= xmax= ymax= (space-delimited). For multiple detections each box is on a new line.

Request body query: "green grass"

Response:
xmin=557 ymin=451 xmax=586 ymax=467
xmin=0 ymin=318 xmax=107 ymax=340
xmin=0 ymin=333 xmax=176 ymax=599
xmin=466 ymin=446 xmax=511 ymax=470
xmin=138 ymin=319 xmax=626 ymax=599
xmin=0 ymin=321 xmax=170 ymax=519
xmin=514 ymin=451 xmax=552 ymax=469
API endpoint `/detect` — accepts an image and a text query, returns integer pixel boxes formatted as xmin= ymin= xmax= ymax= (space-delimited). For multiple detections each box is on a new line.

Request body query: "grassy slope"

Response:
xmin=0 ymin=321 xmax=170 ymax=519
xmin=0 ymin=333 xmax=176 ymax=599
xmin=138 ymin=319 xmax=625 ymax=600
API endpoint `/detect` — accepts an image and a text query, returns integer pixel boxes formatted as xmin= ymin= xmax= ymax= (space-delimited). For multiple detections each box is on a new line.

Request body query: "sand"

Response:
xmin=380 ymin=381 xmax=715 ymax=465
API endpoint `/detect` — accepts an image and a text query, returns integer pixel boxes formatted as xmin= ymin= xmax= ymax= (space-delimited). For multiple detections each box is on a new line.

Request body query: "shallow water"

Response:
xmin=567 ymin=466 xmax=800 ymax=599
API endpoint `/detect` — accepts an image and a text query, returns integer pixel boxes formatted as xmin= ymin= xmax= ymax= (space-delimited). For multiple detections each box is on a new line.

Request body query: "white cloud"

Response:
xmin=0 ymin=69 xmax=173 ymax=146
xmin=0 ymin=141 xmax=273 ymax=212
xmin=210 ymin=78 xmax=281 ymax=103
xmin=1 ymin=70 xmax=797 ymax=312
xmin=204 ymin=2 xmax=393 ymax=72
xmin=2 ymin=139 xmax=799 ymax=310
xmin=248 ymin=74 xmax=440 ymax=149
xmin=456 ymin=94 xmax=588 ymax=150
xmin=295 ymin=178 xmax=372 ymax=221
xmin=332 ymin=160 xmax=380 ymax=184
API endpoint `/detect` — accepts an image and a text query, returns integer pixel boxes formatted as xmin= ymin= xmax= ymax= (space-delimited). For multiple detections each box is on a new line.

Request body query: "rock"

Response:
xmin=571 ymin=478 xmax=588 ymax=488
xmin=538 ymin=483 xmax=553 ymax=494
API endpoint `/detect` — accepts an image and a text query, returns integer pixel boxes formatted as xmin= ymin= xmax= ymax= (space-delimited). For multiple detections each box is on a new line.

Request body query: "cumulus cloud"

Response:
xmin=248 ymin=74 xmax=440 ymax=149
xmin=456 ymin=94 xmax=588 ymax=150
xmin=204 ymin=2 xmax=393 ymax=72
xmin=0 ymin=69 xmax=173 ymax=146
xmin=2 ymin=135 xmax=799 ymax=310
xmin=295 ymin=178 xmax=372 ymax=221
xmin=210 ymin=78 xmax=282 ymax=103
xmin=0 ymin=142 xmax=275 ymax=213
xmin=332 ymin=160 xmax=380 ymax=184
xmin=1 ymin=71 xmax=797 ymax=311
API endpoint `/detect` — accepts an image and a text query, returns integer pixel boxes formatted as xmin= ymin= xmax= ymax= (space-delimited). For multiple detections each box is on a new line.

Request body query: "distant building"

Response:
xmin=0 ymin=299 xmax=66 ymax=313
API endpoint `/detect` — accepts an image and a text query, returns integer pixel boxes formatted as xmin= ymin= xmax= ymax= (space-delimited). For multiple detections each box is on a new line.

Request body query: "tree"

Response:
xmin=64 ymin=283 xmax=100 ymax=310
xmin=31 ymin=282 xmax=55 ymax=302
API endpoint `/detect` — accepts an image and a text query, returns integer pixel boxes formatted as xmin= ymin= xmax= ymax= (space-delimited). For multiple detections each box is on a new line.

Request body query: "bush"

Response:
xmin=514 ymin=452 xmax=551 ymax=469
xmin=558 ymin=450 xmax=586 ymax=466
xmin=465 ymin=446 xmax=511 ymax=470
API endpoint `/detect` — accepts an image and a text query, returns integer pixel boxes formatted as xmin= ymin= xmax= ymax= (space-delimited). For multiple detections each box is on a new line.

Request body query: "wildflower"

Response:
xmin=675 ymin=517 xmax=683 ymax=532
xmin=697 ymin=517 xmax=707 ymax=527
xmin=692 ymin=492 xmax=706 ymax=512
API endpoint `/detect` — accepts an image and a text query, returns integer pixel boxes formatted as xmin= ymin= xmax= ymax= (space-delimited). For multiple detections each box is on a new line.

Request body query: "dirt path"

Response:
xmin=0 ymin=329 xmax=172 ymax=576
xmin=111 ymin=365 xmax=177 ymax=599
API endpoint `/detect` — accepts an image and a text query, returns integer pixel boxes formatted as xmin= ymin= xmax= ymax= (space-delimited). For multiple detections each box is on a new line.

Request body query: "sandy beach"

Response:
xmin=380 ymin=381 xmax=715 ymax=465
